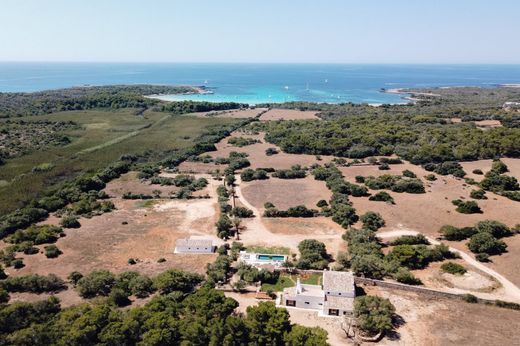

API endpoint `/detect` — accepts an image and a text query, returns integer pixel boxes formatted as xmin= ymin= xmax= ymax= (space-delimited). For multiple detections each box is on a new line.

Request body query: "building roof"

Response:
xmin=324 ymin=295 xmax=354 ymax=311
xmin=323 ymin=271 xmax=355 ymax=292
xmin=176 ymin=238 xmax=213 ymax=248
xmin=283 ymin=284 xmax=324 ymax=298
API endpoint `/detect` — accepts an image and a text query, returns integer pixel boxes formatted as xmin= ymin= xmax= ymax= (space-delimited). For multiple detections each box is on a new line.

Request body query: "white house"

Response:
xmin=175 ymin=237 xmax=215 ymax=254
xmin=282 ymin=271 xmax=355 ymax=316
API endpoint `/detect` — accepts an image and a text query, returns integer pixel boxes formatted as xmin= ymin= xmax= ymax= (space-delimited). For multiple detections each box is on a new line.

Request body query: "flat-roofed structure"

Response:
xmin=282 ymin=271 xmax=355 ymax=316
xmin=175 ymin=237 xmax=215 ymax=254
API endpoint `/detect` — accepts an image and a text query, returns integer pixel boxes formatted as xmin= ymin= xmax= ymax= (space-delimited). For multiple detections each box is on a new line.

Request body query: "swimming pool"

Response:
xmin=257 ymin=254 xmax=286 ymax=261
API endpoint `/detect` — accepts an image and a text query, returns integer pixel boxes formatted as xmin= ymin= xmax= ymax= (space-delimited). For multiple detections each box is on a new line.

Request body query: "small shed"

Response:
xmin=175 ymin=237 xmax=215 ymax=254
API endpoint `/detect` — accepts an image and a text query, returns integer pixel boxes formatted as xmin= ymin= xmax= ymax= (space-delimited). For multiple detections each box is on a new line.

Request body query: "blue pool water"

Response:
xmin=1 ymin=63 xmax=519 ymax=104
xmin=258 ymin=254 xmax=286 ymax=261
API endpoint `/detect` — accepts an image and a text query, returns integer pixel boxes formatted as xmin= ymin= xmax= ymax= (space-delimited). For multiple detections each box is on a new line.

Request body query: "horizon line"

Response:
xmin=1 ymin=60 xmax=520 ymax=65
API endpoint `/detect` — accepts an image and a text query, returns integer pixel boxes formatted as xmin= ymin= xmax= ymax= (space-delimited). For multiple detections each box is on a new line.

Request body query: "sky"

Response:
xmin=1 ymin=0 xmax=519 ymax=64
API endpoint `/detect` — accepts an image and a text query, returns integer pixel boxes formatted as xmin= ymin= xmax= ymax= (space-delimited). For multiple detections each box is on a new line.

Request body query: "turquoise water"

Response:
xmin=258 ymin=254 xmax=286 ymax=261
xmin=1 ymin=63 xmax=520 ymax=104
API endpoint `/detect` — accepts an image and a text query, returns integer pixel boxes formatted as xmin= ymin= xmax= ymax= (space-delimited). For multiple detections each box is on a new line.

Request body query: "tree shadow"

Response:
xmin=386 ymin=313 xmax=406 ymax=341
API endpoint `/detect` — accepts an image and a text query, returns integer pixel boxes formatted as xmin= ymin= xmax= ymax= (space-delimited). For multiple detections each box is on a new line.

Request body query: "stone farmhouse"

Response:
xmin=282 ymin=271 xmax=355 ymax=316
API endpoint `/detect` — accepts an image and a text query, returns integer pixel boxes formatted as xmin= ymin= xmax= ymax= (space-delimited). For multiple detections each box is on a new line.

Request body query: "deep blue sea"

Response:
xmin=1 ymin=63 xmax=520 ymax=104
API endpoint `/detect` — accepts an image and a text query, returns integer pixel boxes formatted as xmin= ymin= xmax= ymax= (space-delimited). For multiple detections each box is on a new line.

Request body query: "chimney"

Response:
xmin=296 ymin=278 xmax=303 ymax=294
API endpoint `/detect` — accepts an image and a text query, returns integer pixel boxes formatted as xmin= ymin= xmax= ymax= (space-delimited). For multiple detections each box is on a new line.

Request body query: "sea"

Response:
xmin=1 ymin=63 xmax=519 ymax=104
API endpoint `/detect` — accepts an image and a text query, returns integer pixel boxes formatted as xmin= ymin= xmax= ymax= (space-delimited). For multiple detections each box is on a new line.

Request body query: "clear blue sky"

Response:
xmin=1 ymin=0 xmax=519 ymax=63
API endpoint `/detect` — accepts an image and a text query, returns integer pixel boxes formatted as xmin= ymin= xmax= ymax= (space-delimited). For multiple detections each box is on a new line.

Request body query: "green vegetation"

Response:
xmin=264 ymin=205 xmax=318 ymax=218
xmin=44 ymin=245 xmax=62 ymax=259
xmin=251 ymin=112 xmax=520 ymax=165
xmin=441 ymin=262 xmax=467 ymax=275
xmin=261 ymin=273 xmax=322 ymax=292
xmin=470 ymin=189 xmax=487 ymax=199
xmin=228 ymin=136 xmax=260 ymax=147
xmin=272 ymin=165 xmax=307 ymax=179
xmin=390 ymin=234 xmax=430 ymax=246
xmin=240 ymin=168 xmax=269 ymax=181
xmin=354 ymin=295 xmax=396 ymax=336
xmin=368 ymin=191 xmax=395 ymax=204
xmin=360 ymin=211 xmax=385 ymax=231
xmin=296 ymin=239 xmax=330 ymax=270
xmin=245 ymin=245 xmax=290 ymax=255
xmin=0 ymin=274 xmax=66 ymax=294
xmin=0 ymin=271 xmax=326 ymax=345
xmin=364 ymin=174 xmax=426 ymax=194
xmin=265 ymin=147 xmax=279 ymax=156
xmin=452 ymin=199 xmax=482 ymax=214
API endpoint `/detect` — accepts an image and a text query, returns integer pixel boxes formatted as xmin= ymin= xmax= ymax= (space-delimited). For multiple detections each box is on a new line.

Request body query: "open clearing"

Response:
xmin=187 ymin=107 xmax=267 ymax=119
xmin=1 ymin=173 xmax=223 ymax=301
xmin=259 ymin=109 xmax=319 ymax=121
xmin=241 ymin=175 xmax=331 ymax=210
xmin=210 ymin=131 xmax=334 ymax=169
xmin=342 ymin=161 xmax=520 ymax=239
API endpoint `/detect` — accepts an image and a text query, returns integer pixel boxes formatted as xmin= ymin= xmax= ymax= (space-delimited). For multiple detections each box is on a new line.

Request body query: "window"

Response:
xmin=328 ymin=309 xmax=339 ymax=316
xmin=305 ymin=302 xmax=310 ymax=304
xmin=286 ymin=300 xmax=296 ymax=307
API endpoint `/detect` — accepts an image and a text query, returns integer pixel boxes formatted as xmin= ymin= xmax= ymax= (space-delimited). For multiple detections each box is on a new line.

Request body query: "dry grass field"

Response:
xmin=210 ymin=131 xmax=334 ymax=169
xmin=259 ymin=108 xmax=319 ymax=121
xmin=241 ymin=175 xmax=331 ymax=210
xmin=1 ymin=173 xmax=222 ymax=289
xmin=188 ymin=107 xmax=267 ymax=119
xmin=342 ymin=161 xmax=520 ymax=239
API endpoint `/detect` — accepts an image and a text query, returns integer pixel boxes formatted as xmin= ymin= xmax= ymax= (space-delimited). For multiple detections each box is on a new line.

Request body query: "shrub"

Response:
xmin=0 ymin=274 xmax=65 ymax=293
xmin=463 ymin=294 xmax=478 ymax=303
xmin=470 ymin=189 xmax=487 ymax=200
xmin=128 ymin=258 xmax=137 ymax=265
xmin=0 ymin=288 xmax=9 ymax=303
xmin=402 ymin=170 xmax=416 ymax=178
xmin=316 ymin=200 xmax=328 ymax=208
xmin=296 ymin=239 xmax=330 ymax=270
xmin=475 ymin=253 xmax=490 ymax=262
xmin=265 ymin=148 xmax=278 ymax=156
xmin=393 ymin=268 xmax=422 ymax=285
xmin=6 ymin=225 xmax=63 ymax=245
xmin=390 ymin=234 xmax=430 ymax=246
xmin=468 ymin=232 xmax=507 ymax=255
xmin=216 ymin=214 xmax=234 ymax=239
xmin=354 ymin=295 xmax=396 ymax=335
xmin=452 ymin=199 xmax=482 ymax=214
xmin=490 ymin=159 xmax=509 ymax=175
xmin=13 ymin=259 xmax=24 ymax=269
xmin=439 ymin=225 xmax=477 ymax=241
xmin=77 ymin=270 xmax=116 ymax=298
xmin=472 ymin=169 xmax=483 ymax=175
xmin=231 ymin=206 xmax=254 ymax=218
xmin=67 ymin=271 xmax=83 ymax=285
xmin=153 ymin=269 xmax=203 ymax=294
xmin=360 ymin=212 xmax=385 ymax=231
xmin=474 ymin=220 xmax=512 ymax=238
xmin=228 ymin=137 xmax=259 ymax=147
xmin=368 ymin=191 xmax=395 ymax=204
xmin=60 ymin=215 xmax=81 ymax=228
xmin=272 ymin=165 xmax=306 ymax=179
xmin=424 ymin=174 xmax=437 ymax=181
xmin=44 ymin=245 xmax=62 ymax=258
xmin=108 ymin=287 xmax=131 ymax=307
xmin=441 ymin=262 xmax=467 ymax=275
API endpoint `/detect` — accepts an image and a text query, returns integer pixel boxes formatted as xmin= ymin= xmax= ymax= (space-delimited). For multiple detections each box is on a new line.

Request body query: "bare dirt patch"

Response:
xmin=364 ymin=285 xmax=520 ymax=346
xmin=5 ymin=173 xmax=223 ymax=292
xmin=341 ymin=162 xmax=520 ymax=239
xmin=474 ymin=119 xmax=502 ymax=128
xmin=188 ymin=108 xmax=267 ymax=119
xmin=241 ymin=176 xmax=331 ymax=210
xmin=104 ymin=171 xmax=180 ymax=197
xmin=460 ymin=158 xmax=520 ymax=182
xmin=259 ymin=109 xmax=319 ymax=121
xmin=210 ymin=131 xmax=334 ymax=170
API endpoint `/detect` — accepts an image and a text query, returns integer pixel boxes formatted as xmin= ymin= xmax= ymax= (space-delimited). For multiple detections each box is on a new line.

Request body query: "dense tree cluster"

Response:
xmin=363 ymin=174 xmax=425 ymax=194
xmin=272 ymin=165 xmax=307 ymax=179
xmin=296 ymin=239 xmax=330 ymax=270
xmin=159 ymin=101 xmax=246 ymax=114
xmin=0 ymin=85 xmax=198 ymax=118
xmin=264 ymin=205 xmax=319 ymax=218
xmin=439 ymin=220 xmax=513 ymax=260
xmin=249 ymin=112 xmax=520 ymax=165
xmin=240 ymin=168 xmax=269 ymax=181
xmin=0 ymin=268 xmax=327 ymax=345
xmin=354 ymin=295 xmax=396 ymax=336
